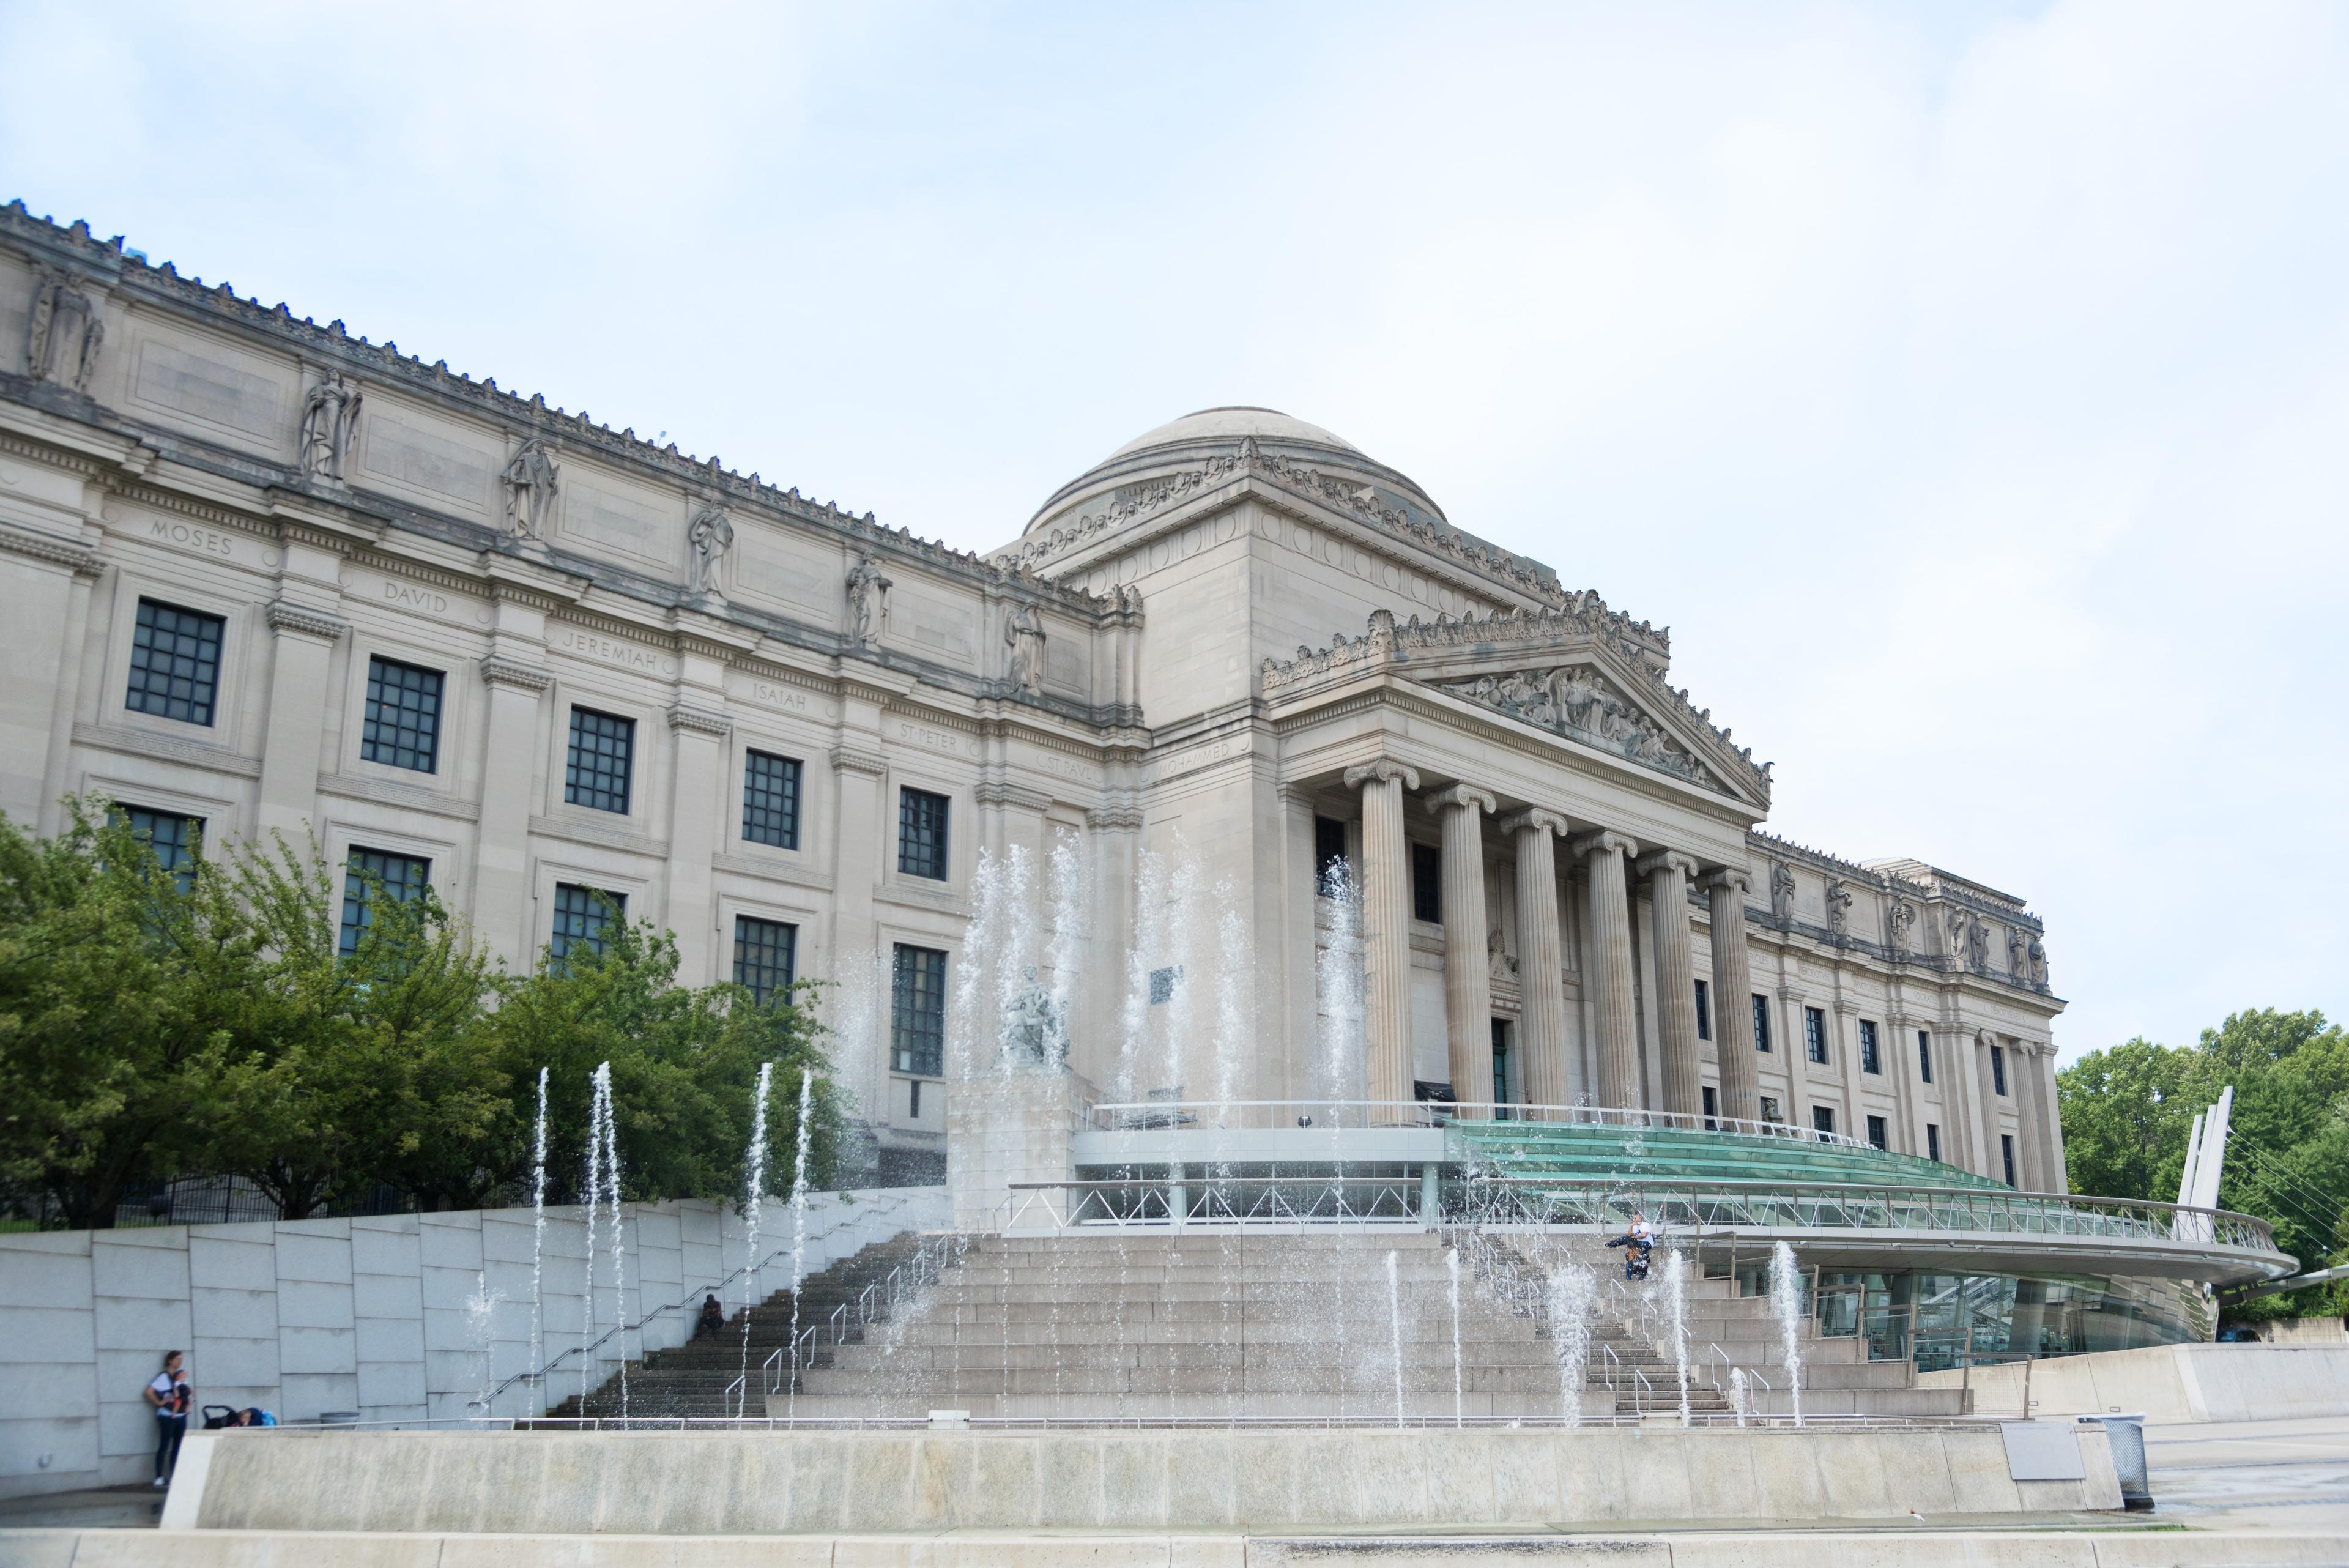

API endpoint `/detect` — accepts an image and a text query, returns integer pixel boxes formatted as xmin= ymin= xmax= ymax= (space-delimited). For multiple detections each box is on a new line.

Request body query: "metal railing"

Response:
xmin=1082 ymin=1099 xmax=1874 ymax=1151
xmin=996 ymin=1175 xmax=1430 ymax=1233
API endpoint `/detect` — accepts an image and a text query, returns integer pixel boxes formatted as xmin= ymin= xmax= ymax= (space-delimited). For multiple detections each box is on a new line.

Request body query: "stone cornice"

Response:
xmin=479 ymin=658 xmax=554 ymax=694
xmin=527 ymin=812 xmax=667 ymax=858
xmin=0 ymin=521 xmax=104 ymax=575
xmin=1086 ymin=806 xmax=1144 ymax=830
xmin=265 ymin=600 xmax=349 ymax=641
xmin=829 ymin=746 xmax=888 ymax=778
xmin=710 ymin=850 xmax=834 ymax=892
xmin=973 ymin=781 xmax=1054 ymax=812
xmin=666 ymin=705 xmax=731 ymax=738
xmin=316 ymin=771 xmax=481 ymax=822
xmin=73 ymin=720 xmax=262 ymax=778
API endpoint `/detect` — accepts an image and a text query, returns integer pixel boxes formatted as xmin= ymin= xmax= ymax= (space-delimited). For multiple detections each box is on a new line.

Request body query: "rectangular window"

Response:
xmin=1991 ymin=1044 xmax=2008 ymax=1096
xmin=361 ymin=656 xmax=444 ymax=773
xmin=1811 ymin=1105 xmax=1836 ymax=1140
xmin=1693 ymin=979 xmax=1712 ymax=1042
xmin=898 ymin=787 xmax=950 ymax=880
xmin=564 ymin=708 xmax=635 ymax=814
xmin=1753 ymin=994 xmax=1772 ymax=1053
xmin=340 ymin=848 xmax=431 ymax=955
xmin=2001 ymin=1132 xmax=2017 ymax=1187
xmin=1926 ymin=1123 xmax=1942 ymax=1163
xmin=1410 ymin=842 xmax=1441 ymax=923
xmin=1866 ymin=1114 xmax=1888 ymax=1151
xmin=125 ymin=598 xmax=225 ymax=727
xmin=1918 ymin=1031 xmax=1934 ymax=1085
xmin=1314 ymin=816 xmax=1349 ymax=891
xmin=119 ymin=806 xmax=203 ymax=890
xmin=1805 ymin=1006 xmax=1828 ymax=1064
xmin=1702 ymin=1085 xmax=1718 ymax=1130
xmin=732 ymin=915 xmax=798 ymax=1003
xmin=891 ymin=943 xmax=948 ymax=1076
xmin=1149 ymin=965 xmax=1182 ymax=1005
xmin=1759 ymin=1095 xmax=1782 ymax=1123
xmin=1490 ymin=1019 xmax=1515 ymax=1115
xmin=550 ymin=883 xmax=623 ymax=965
xmin=1859 ymin=1020 xmax=1881 ymax=1074
xmin=741 ymin=750 xmax=803 ymax=850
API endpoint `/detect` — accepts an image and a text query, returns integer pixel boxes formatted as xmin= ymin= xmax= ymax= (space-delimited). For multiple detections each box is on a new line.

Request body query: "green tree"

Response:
xmin=481 ymin=907 xmax=839 ymax=1211
xmin=2055 ymin=1036 xmax=2192 ymax=1204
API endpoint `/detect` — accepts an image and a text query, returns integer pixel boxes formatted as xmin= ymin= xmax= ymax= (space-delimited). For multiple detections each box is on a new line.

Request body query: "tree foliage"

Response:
xmin=0 ymin=799 xmax=838 ymax=1227
xmin=2059 ymin=1008 xmax=2349 ymax=1320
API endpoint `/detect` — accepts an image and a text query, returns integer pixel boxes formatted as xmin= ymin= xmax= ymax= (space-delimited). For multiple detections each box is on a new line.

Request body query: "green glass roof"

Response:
xmin=1445 ymin=1119 xmax=2008 ymax=1193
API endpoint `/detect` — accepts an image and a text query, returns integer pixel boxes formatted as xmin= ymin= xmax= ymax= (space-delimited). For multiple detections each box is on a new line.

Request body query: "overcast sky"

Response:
xmin=4 ymin=1 xmax=2343 ymax=1063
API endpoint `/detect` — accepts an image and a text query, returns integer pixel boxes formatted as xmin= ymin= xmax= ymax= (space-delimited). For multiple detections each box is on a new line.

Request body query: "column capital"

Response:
xmin=1701 ymin=867 xmax=1751 ymax=896
xmin=1425 ymin=783 xmax=1497 ymax=816
xmin=1635 ymin=849 xmax=1699 ymax=881
xmin=665 ymin=704 xmax=731 ymax=738
xmin=1343 ymin=759 xmax=1421 ymax=792
xmin=1499 ymin=807 xmax=1569 ymax=838
xmin=480 ymin=656 xmax=554 ymax=693
xmin=1572 ymin=828 xmax=1639 ymax=860
xmin=265 ymin=599 xmax=348 ymax=642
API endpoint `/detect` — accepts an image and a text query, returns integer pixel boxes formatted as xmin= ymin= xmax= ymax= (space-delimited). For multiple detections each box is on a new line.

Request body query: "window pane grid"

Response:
xmin=121 ymin=807 xmax=203 ymax=890
xmin=742 ymin=751 xmax=803 ymax=850
xmin=899 ymin=788 xmax=949 ymax=880
xmin=891 ymin=943 xmax=948 ymax=1076
xmin=1752 ymin=994 xmax=1772 ymax=1053
xmin=362 ymin=656 xmax=444 ymax=773
xmin=1859 ymin=1019 xmax=1881 ymax=1074
xmin=126 ymin=598 xmax=225 ymax=726
xmin=733 ymin=915 xmax=798 ymax=1003
xmin=551 ymin=882 xmax=623 ymax=965
xmin=565 ymin=708 xmax=635 ymax=814
xmin=1805 ymin=1006 xmax=1828 ymax=1064
xmin=341 ymin=849 xmax=431 ymax=955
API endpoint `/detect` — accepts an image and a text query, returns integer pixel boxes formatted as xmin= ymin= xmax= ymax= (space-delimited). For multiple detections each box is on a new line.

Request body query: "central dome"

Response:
xmin=1102 ymin=406 xmax=1360 ymax=463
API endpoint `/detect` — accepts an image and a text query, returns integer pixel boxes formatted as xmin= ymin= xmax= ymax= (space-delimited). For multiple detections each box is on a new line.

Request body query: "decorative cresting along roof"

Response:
xmin=0 ymin=202 xmax=1105 ymax=619
xmin=1263 ymin=605 xmax=1770 ymax=805
xmin=1000 ymin=423 xmax=1565 ymax=608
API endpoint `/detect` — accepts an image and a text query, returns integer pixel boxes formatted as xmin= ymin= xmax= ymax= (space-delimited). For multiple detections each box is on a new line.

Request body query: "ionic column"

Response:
xmin=1637 ymin=850 xmax=1702 ymax=1120
xmin=1702 ymin=869 xmax=1759 ymax=1124
xmin=1501 ymin=809 xmax=1570 ymax=1110
xmin=2011 ymin=1039 xmax=2055 ymax=1192
xmin=1345 ymin=760 xmax=1420 ymax=1107
xmin=1428 ymin=784 xmax=1497 ymax=1105
xmin=1573 ymin=830 xmax=1642 ymax=1112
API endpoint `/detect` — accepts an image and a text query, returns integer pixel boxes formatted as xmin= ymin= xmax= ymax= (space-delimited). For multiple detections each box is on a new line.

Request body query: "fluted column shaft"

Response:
xmin=1575 ymin=830 xmax=1642 ymax=1112
xmin=1347 ymin=761 xmax=1420 ymax=1107
xmin=1639 ymin=851 xmax=1702 ymax=1119
xmin=1502 ymin=810 xmax=1570 ymax=1110
xmin=1429 ymin=785 xmax=1497 ymax=1105
xmin=1702 ymin=870 xmax=1758 ymax=1124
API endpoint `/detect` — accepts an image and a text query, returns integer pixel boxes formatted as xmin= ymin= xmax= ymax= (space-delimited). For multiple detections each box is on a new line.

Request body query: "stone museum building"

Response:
xmin=0 ymin=204 xmax=2067 ymax=1189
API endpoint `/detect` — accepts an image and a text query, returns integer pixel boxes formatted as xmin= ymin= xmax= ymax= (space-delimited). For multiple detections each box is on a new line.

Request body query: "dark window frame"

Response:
xmin=1694 ymin=979 xmax=1712 ymax=1042
xmin=732 ymin=914 xmax=798 ymax=1003
xmin=741 ymin=749 xmax=803 ymax=851
xmin=550 ymin=882 xmax=625 ymax=967
xmin=1991 ymin=1044 xmax=2008 ymax=1096
xmin=1410 ymin=842 xmax=1441 ymax=923
xmin=1858 ymin=1019 xmax=1881 ymax=1074
xmin=1804 ymin=1006 xmax=1828 ymax=1065
xmin=117 ymin=806 xmax=204 ymax=891
xmin=1866 ymin=1114 xmax=1888 ymax=1151
xmin=1811 ymin=1104 xmax=1836 ymax=1141
xmin=1753 ymin=994 xmax=1773 ymax=1053
xmin=360 ymin=655 xmax=445 ymax=774
xmin=340 ymin=847 xmax=431 ymax=956
xmin=1314 ymin=816 xmax=1349 ymax=893
xmin=2001 ymin=1133 xmax=2017 ymax=1187
xmin=564 ymin=707 xmax=636 ymax=816
xmin=897 ymin=787 xmax=951 ymax=881
xmin=1926 ymin=1123 xmax=1943 ymax=1163
xmin=1918 ymin=1030 xmax=1934 ymax=1085
xmin=125 ymin=597 xmax=226 ymax=727
xmin=891 ymin=943 xmax=948 ymax=1076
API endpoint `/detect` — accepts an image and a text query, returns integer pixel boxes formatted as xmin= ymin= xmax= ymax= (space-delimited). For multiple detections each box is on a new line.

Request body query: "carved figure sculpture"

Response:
xmin=2028 ymin=935 xmax=2049 ymax=987
xmin=1005 ymin=603 xmax=1047 ymax=696
xmin=846 ymin=553 xmax=892 ymax=647
xmin=501 ymin=438 xmax=560 ymax=538
xmin=297 ymin=371 xmax=363 ymax=483
xmin=687 ymin=505 xmax=734 ymax=595
xmin=2008 ymin=925 xmax=2030 ymax=983
xmin=1487 ymin=928 xmax=1517 ymax=981
xmin=998 ymin=965 xmax=1069 ymax=1071
xmin=1886 ymin=897 xmax=1915 ymax=956
xmin=1769 ymin=863 xmax=1796 ymax=923
xmin=1947 ymin=909 xmax=1990 ymax=972
xmin=24 ymin=267 xmax=103 ymax=392
xmin=1825 ymin=879 xmax=1854 ymax=938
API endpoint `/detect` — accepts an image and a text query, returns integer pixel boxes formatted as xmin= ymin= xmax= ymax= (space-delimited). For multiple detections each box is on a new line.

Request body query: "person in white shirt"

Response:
xmin=144 ymin=1350 xmax=190 ymax=1486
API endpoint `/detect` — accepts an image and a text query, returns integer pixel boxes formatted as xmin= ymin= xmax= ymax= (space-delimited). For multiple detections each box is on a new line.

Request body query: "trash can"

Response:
xmin=2079 ymin=1413 xmax=2151 ymax=1510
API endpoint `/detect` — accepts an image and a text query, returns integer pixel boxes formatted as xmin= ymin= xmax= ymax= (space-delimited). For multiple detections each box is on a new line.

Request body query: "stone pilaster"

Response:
xmin=664 ymin=704 xmax=730 ymax=986
xmin=254 ymin=599 xmax=348 ymax=843
xmin=1502 ymin=809 xmax=1570 ymax=1110
xmin=1345 ymin=760 xmax=1420 ymax=1107
xmin=2032 ymin=1042 xmax=2070 ymax=1192
xmin=2011 ymin=1039 xmax=2057 ymax=1192
xmin=1428 ymin=784 xmax=1497 ymax=1105
xmin=1573 ymin=829 xmax=1642 ymax=1112
xmin=1702 ymin=869 xmax=1758 ymax=1124
xmin=1638 ymin=849 xmax=1702 ymax=1119
xmin=472 ymin=657 xmax=552 ymax=969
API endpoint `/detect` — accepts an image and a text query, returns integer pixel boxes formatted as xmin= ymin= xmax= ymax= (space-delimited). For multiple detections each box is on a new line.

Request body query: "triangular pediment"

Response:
xmin=1261 ymin=606 xmax=1772 ymax=809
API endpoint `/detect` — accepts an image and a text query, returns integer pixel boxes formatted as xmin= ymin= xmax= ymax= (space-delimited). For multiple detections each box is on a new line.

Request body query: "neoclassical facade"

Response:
xmin=0 ymin=206 xmax=2066 ymax=1187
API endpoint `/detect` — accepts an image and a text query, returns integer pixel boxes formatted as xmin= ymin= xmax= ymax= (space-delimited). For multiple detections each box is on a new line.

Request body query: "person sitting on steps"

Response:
xmin=695 ymin=1293 xmax=726 ymax=1339
xmin=1605 ymin=1213 xmax=1655 ymax=1280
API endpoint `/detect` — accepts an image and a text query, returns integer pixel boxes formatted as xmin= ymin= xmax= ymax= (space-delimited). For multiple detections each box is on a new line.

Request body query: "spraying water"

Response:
xmin=1113 ymin=847 xmax=1167 ymax=1102
xmin=597 ymin=1063 xmax=629 ymax=1424
xmin=785 ymin=1066 xmax=814 ymax=1420
xmin=1386 ymin=1249 xmax=1406 ymax=1428
xmin=464 ymin=1269 xmax=500 ymax=1418
xmin=1768 ymin=1241 xmax=1805 ymax=1428
xmin=1045 ymin=831 xmax=1086 ymax=1072
xmin=581 ymin=1065 xmax=607 ymax=1409
xmin=740 ymin=1061 xmax=774 ymax=1407
xmin=987 ymin=845 xmax=1037 ymax=1072
xmin=529 ymin=1066 xmax=548 ymax=1406
xmin=1315 ymin=858 xmax=1365 ymax=1112
xmin=1663 ymin=1250 xmax=1691 ymax=1427
xmin=1727 ymin=1367 xmax=1750 ymax=1427
xmin=1160 ymin=848 xmax=1201 ymax=1096
xmin=1210 ymin=886 xmax=1252 ymax=1117
xmin=946 ymin=851 xmax=1010 ymax=1081
xmin=1446 ymin=1247 xmax=1464 ymax=1429
xmin=1546 ymin=1263 xmax=1595 ymax=1427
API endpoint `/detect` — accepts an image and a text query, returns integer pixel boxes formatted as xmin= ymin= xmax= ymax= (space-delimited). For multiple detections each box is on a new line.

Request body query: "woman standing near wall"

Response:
xmin=144 ymin=1350 xmax=190 ymax=1487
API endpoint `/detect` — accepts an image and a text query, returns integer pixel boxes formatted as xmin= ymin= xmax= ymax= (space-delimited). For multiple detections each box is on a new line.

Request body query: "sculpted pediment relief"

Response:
xmin=1435 ymin=665 xmax=1720 ymax=791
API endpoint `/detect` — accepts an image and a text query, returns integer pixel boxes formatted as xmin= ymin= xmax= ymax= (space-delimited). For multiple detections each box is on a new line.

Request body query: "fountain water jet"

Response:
xmin=581 ymin=1065 xmax=608 ymax=1409
xmin=598 ymin=1065 xmax=629 ymax=1424
xmin=1663 ymin=1249 xmax=1691 ymax=1426
xmin=1313 ymin=858 xmax=1365 ymax=1111
xmin=1209 ymin=884 xmax=1252 ymax=1116
xmin=1446 ymin=1247 xmax=1464 ymax=1428
xmin=529 ymin=1067 xmax=547 ymax=1401
xmin=1386 ymin=1249 xmax=1406 ymax=1428
xmin=1728 ymin=1366 xmax=1751 ymax=1427
xmin=1046 ymin=831 xmax=1086 ymax=1072
xmin=1114 ymin=848 xmax=1167 ymax=1102
xmin=739 ymin=1061 xmax=774 ymax=1406
xmin=785 ymin=1066 xmax=813 ymax=1420
xmin=1769 ymin=1241 xmax=1805 ymax=1427
xmin=1546 ymin=1263 xmax=1595 ymax=1427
